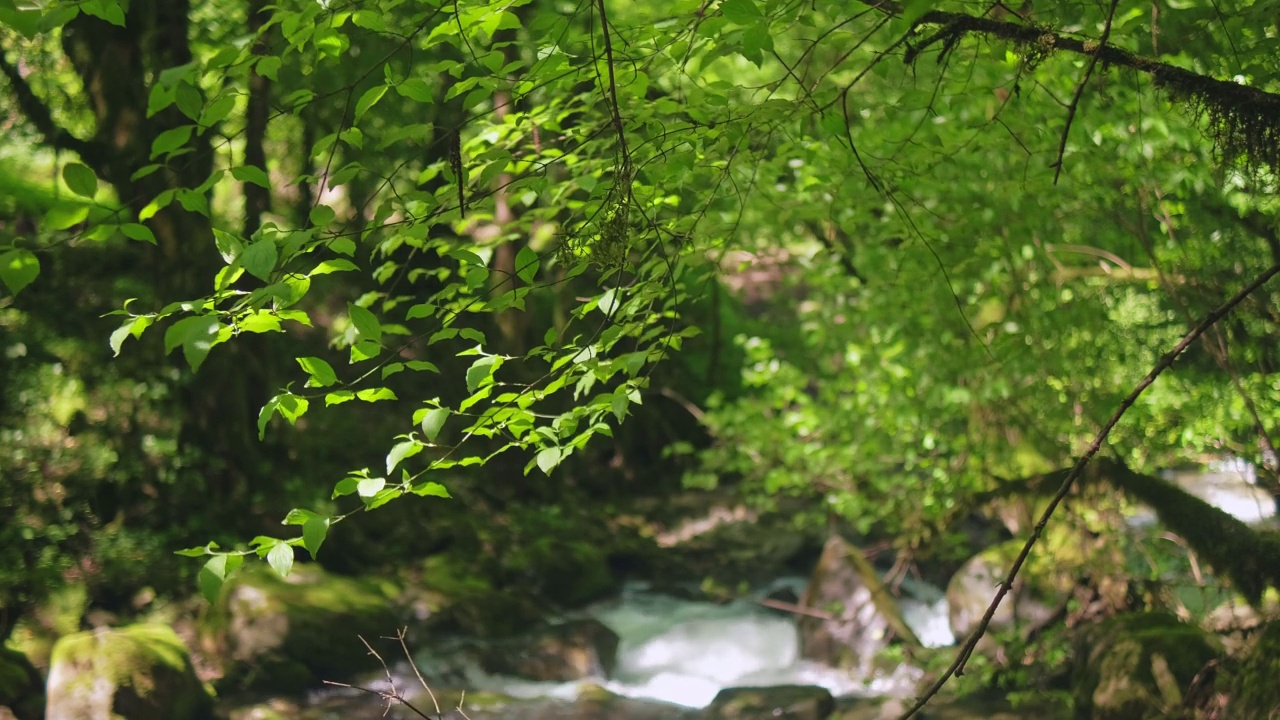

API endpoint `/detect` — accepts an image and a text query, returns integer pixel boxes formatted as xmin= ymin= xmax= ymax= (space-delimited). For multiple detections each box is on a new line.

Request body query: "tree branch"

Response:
xmin=863 ymin=3 xmax=1280 ymax=174
xmin=0 ymin=44 xmax=105 ymax=167
xmin=897 ymin=259 xmax=1280 ymax=719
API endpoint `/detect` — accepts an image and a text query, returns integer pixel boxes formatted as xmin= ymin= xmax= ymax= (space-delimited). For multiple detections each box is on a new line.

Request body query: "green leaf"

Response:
xmin=109 ymin=315 xmax=153 ymax=356
xmin=62 ymin=162 xmax=98 ymax=198
xmin=354 ymin=84 xmax=388 ymax=123
xmin=120 ymin=223 xmax=157 ymax=244
xmin=356 ymin=387 xmax=397 ymax=402
xmin=164 ymin=315 xmax=223 ymax=371
xmin=466 ymin=356 xmax=498 ymax=392
xmin=310 ymin=205 xmax=336 ymax=227
xmin=151 ymin=125 xmax=194 ymax=158
xmin=348 ymin=302 xmax=382 ymax=343
xmin=0 ymin=249 xmax=40 ymax=296
xmin=386 ymin=440 xmax=423 ymax=474
xmin=302 ymin=516 xmax=329 ymax=559
xmin=232 ymin=165 xmax=272 ymax=189
xmin=267 ymin=541 xmax=294 ymax=578
xmin=199 ymin=94 xmax=236 ymax=127
xmin=241 ymin=240 xmax=278 ymax=281
xmin=310 ymin=259 xmax=358 ymax=276
xmin=43 ymin=203 xmax=89 ymax=230
xmin=325 ymin=390 xmax=355 ymax=406
xmin=277 ymin=394 xmax=309 ymax=424
xmin=297 ymin=356 xmax=338 ymax=387
xmin=256 ymin=55 xmax=281 ymax=81
xmin=198 ymin=554 xmax=242 ymax=604
xmin=721 ymin=0 xmax=763 ymax=24
xmin=412 ymin=481 xmax=451 ymax=498
xmin=516 ymin=246 xmax=539 ymax=283
xmin=357 ymin=476 xmax=386 ymax=497
xmin=536 ymin=446 xmax=563 ymax=476
xmin=421 ymin=407 xmax=450 ymax=442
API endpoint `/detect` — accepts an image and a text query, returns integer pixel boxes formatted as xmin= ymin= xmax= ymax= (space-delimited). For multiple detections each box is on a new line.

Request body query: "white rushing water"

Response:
xmin=470 ymin=580 xmax=947 ymax=708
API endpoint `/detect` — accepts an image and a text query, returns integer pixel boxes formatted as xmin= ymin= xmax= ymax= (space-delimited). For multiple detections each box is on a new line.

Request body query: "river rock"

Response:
xmin=1073 ymin=611 xmax=1219 ymax=720
xmin=705 ymin=685 xmax=835 ymax=720
xmin=204 ymin=564 xmax=400 ymax=692
xmin=798 ymin=535 xmax=918 ymax=669
xmin=945 ymin=539 xmax=1070 ymax=640
xmin=45 ymin=623 xmax=212 ymax=720
xmin=478 ymin=619 xmax=619 ymax=681
xmin=0 ymin=646 xmax=43 ymax=720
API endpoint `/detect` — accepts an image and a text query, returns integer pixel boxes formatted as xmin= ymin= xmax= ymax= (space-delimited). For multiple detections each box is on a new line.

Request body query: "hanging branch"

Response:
xmin=859 ymin=1 xmax=1280 ymax=176
xmin=1051 ymin=0 xmax=1119 ymax=183
xmin=897 ymin=259 xmax=1280 ymax=720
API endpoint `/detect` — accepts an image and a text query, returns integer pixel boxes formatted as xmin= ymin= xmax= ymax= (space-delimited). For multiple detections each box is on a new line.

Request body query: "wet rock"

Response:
xmin=0 ymin=646 xmax=43 ymax=720
xmin=478 ymin=619 xmax=620 ymax=681
xmin=203 ymin=564 xmax=400 ymax=692
xmin=705 ymin=685 xmax=835 ymax=720
xmin=45 ymin=623 xmax=212 ymax=720
xmin=945 ymin=539 xmax=1069 ymax=640
xmin=798 ymin=536 xmax=919 ymax=670
xmin=1073 ymin=611 xmax=1219 ymax=720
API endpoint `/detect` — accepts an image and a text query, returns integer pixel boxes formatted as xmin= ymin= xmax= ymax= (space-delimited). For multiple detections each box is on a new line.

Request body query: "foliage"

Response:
xmin=0 ymin=0 xmax=1278 ymax=637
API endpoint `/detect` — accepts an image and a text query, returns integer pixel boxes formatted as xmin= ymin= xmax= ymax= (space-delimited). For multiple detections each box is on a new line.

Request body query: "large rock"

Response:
xmin=798 ymin=536 xmax=919 ymax=670
xmin=45 ymin=623 xmax=212 ymax=720
xmin=706 ymin=685 xmax=835 ymax=720
xmin=1220 ymin=619 xmax=1280 ymax=718
xmin=946 ymin=539 xmax=1072 ymax=640
xmin=204 ymin=564 xmax=400 ymax=692
xmin=478 ymin=619 xmax=619 ymax=681
xmin=0 ymin=647 xmax=43 ymax=720
xmin=1072 ymin=612 xmax=1219 ymax=720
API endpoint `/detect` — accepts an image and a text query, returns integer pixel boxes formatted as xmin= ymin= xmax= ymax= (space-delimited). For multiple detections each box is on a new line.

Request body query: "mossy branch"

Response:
xmin=864 ymin=4 xmax=1280 ymax=176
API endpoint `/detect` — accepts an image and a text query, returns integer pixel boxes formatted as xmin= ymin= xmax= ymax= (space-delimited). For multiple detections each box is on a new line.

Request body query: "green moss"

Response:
xmin=1073 ymin=612 xmax=1219 ymax=720
xmin=1225 ymin=621 xmax=1280 ymax=717
xmin=205 ymin=565 xmax=401 ymax=692
xmin=49 ymin=624 xmax=211 ymax=719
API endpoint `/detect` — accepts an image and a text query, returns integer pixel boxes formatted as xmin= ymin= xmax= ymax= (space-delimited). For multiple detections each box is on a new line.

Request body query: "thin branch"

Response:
xmin=897 ymin=259 xmax=1280 ymax=720
xmin=0 ymin=46 xmax=105 ymax=168
xmin=1052 ymin=0 xmax=1120 ymax=183
xmin=595 ymin=0 xmax=629 ymax=158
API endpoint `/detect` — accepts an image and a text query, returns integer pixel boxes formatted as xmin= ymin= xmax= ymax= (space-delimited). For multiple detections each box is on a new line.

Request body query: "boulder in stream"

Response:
xmin=45 ymin=623 xmax=212 ymax=720
xmin=1072 ymin=611 xmax=1219 ymax=720
xmin=203 ymin=564 xmax=400 ymax=692
xmin=945 ymin=539 xmax=1072 ymax=640
xmin=798 ymin=535 xmax=919 ymax=669
xmin=705 ymin=685 xmax=835 ymax=720
xmin=478 ymin=618 xmax=620 ymax=681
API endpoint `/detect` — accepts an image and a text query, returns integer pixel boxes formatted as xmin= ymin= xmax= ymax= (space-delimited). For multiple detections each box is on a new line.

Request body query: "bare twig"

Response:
xmin=396 ymin=627 xmax=441 ymax=717
xmin=1052 ymin=0 xmax=1120 ymax=183
xmin=896 ymin=260 xmax=1280 ymax=720
xmin=322 ymin=633 xmax=436 ymax=719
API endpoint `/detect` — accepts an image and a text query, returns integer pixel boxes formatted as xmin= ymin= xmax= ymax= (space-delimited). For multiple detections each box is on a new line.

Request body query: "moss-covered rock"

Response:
xmin=1072 ymin=612 xmax=1219 ymax=720
xmin=706 ymin=685 xmax=835 ymax=720
xmin=45 ymin=623 xmax=212 ymax=720
xmin=204 ymin=564 xmax=400 ymax=693
xmin=0 ymin=646 xmax=43 ymax=720
xmin=1222 ymin=620 xmax=1280 ymax=718
xmin=5 ymin=582 xmax=87 ymax=671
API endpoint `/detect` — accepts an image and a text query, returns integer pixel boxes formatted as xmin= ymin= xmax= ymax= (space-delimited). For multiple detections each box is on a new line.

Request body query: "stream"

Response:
xmin=290 ymin=579 xmax=952 ymax=719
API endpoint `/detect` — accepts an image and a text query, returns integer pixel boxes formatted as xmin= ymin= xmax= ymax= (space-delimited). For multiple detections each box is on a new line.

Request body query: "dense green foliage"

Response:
xmin=1 ymin=0 xmax=1278 ymax=684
